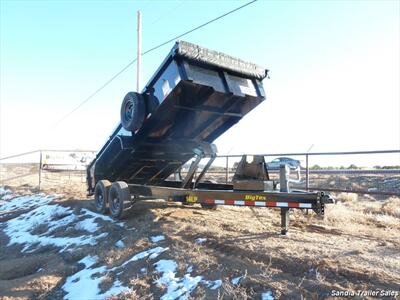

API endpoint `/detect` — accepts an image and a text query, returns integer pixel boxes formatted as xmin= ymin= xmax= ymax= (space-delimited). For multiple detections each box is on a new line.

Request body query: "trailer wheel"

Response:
xmin=121 ymin=92 xmax=145 ymax=132
xmin=200 ymin=203 xmax=217 ymax=210
xmin=145 ymin=94 xmax=159 ymax=115
xmin=94 ymin=180 xmax=111 ymax=214
xmin=109 ymin=181 xmax=130 ymax=219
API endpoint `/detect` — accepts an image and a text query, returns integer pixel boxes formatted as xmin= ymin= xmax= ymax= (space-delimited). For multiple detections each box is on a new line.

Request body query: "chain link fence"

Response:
xmin=0 ymin=150 xmax=95 ymax=192
xmin=195 ymin=150 xmax=400 ymax=199
xmin=1 ymin=149 xmax=399 ymax=199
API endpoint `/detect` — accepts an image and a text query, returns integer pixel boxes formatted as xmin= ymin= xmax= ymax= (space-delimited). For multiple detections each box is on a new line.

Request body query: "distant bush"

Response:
xmin=304 ymin=164 xmax=399 ymax=170
xmin=373 ymin=165 xmax=400 ymax=169
xmin=310 ymin=164 xmax=321 ymax=170
xmin=208 ymin=166 xmax=225 ymax=172
xmin=310 ymin=164 xmax=360 ymax=170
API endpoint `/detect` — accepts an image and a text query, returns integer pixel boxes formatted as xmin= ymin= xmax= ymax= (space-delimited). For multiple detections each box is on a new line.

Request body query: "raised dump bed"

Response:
xmin=87 ymin=41 xmax=268 ymax=191
xmin=87 ymin=41 xmax=334 ymax=234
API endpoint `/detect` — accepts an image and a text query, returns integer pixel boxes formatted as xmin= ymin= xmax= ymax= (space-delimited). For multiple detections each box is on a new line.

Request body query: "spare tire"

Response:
xmin=145 ymin=93 xmax=160 ymax=115
xmin=120 ymin=92 xmax=145 ymax=132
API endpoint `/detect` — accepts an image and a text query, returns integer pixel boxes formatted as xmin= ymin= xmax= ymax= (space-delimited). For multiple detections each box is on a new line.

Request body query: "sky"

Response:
xmin=1 ymin=0 xmax=399 ymax=165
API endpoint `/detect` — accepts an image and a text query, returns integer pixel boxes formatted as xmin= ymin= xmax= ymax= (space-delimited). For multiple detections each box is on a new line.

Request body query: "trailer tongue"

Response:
xmin=87 ymin=41 xmax=333 ymax=234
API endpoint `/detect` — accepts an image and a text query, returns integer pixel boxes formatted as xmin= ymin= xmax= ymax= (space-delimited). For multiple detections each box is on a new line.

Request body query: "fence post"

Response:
xmin=225 ymin=156 xmax=229 ymax=184
xmin=38 ymin=151 xmax=42 ymax=192
xmin=305 ymin=154 xmax=309 ymax=191
xmin=279 ymin=164 xmax=290 ymax=235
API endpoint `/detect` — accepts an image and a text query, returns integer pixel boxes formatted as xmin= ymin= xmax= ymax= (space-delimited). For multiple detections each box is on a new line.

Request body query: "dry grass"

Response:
xmin=336 ymin=192 xmax=358 ymax=203
xmin=382 ymin=197 xmax=400 ymax=218
xmin=324 ymin=192 xmax=400 ymax=235
xmin=218 ymin=280 xmax=254 ymax=300
xmin=1 ymin=169 xmax=399 ymax=299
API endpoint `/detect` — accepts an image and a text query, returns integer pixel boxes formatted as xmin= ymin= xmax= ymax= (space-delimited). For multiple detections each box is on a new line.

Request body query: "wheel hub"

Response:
xmin=111 ymin=196 xmax=120 ymax=210
xmin=96 ymin=194 xmax=103 ymax=207
xmin=124 ymin=101 xmax=134 ymax=122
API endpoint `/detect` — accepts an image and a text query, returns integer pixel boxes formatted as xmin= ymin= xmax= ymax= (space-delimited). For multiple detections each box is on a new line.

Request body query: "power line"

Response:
xmin=54 ymin=0 xmax=258 ymax=126
xmin=146 ymin=0 xmax=186 ymax=26
xmin=54 ymin=60 xmax=136 ymax=126
xmin=142 ymin=0 xmax=257 ymax=55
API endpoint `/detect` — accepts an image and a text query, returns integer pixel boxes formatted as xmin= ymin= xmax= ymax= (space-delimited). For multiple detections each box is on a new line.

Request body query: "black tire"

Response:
xmin=145 ymin=94 xmax=159 ymax=115
xmin=94 ymin=180 xmax=111 ymax=214
xmin=200 ymin=203 xmax=217 ymax=210
xmin=120 ymin=92 xmax=145 ymax=132
xmin=108 ymin=181 xmax=130 ymax=219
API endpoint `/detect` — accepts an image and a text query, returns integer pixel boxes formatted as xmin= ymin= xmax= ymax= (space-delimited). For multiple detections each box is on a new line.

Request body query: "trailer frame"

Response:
xmin=103 ymin=158 xmax=333 ymax=235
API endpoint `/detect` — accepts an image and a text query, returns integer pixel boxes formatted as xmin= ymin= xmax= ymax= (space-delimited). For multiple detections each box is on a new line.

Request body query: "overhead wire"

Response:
xmin=54 ymin=0 xmax=258 ymax=127
xmin=54 ymin=60 xmax=136 ymax=126
xmin=141 ymin=0 xmax=257 ymax=56
xmin=146 ymin=0 xmax=186 ymax=26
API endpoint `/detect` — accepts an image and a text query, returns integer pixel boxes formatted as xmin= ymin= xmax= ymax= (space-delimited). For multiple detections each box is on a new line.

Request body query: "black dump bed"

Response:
xmin=88 ymin=41 xmax=268 ymax=192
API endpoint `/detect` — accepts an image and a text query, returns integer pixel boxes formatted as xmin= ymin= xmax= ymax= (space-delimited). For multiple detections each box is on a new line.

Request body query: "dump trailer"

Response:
xmin=87 ymin=41 xmax=334 ymax=234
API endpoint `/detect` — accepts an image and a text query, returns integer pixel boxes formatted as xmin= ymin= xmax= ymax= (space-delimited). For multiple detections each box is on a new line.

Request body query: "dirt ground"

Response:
xmin=0 ymin=173 xmax=399 ymax=300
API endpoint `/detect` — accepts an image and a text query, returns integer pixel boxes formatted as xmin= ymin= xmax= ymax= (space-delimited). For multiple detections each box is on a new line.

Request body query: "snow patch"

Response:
xmin=63 ymin=256 xmax=106 ymax=300
xmin=99 ymin=279 xmax=130 ymax=298
xmin=195 ymin=238 xmax=207 ymax=244
xmin=150 ymin=235 xmax=165 ymax=243
xmin=261 ymin=290 xmax=274 ymax=300
xmin=63 ymin=255 xmax=130 ymax=300
xmin=79 ymin=255 xmax=99 ymax=268
xmin=64 ymin=245 xmax=170 ymax=300
xmin=0 ymin=194 xmax=54 ymax=214
xmin=75 ymin=218 xmax=100 ymax=233
xmin=81 ymin=208 xmax=124 ymax=227
xmin=0 ymin=187 xmax=13 ymax=201
xmin=120 ymin=246 xmax=169 ymax=267
xmin=208 ymin=279 xmax=222 ymax=290
xmin=231 ymin=275 xmax=242 ymax=285
xmin=115 ymin=240 xmax=125 ymax=248
xmin=0 ymin=187 xmax=11 ymax=196
xmin=63 ymin=247 xmax=223 ymax=300
xmin=64 ymin=246 xmax=169 ymax=299
xmin=154 ymin=259 xmax=203 ymax=300
xmin=2 ymin=202 xmax=117 ymax=252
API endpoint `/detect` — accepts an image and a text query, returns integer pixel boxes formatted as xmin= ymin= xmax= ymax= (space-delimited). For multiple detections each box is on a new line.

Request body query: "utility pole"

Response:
xmin=137 ymin=10 xmax=142 ymax=93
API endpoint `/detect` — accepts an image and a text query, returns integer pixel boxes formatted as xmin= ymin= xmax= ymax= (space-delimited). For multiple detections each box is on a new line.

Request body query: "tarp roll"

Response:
xmin=174 ymin=40 xmax=269 ymax=80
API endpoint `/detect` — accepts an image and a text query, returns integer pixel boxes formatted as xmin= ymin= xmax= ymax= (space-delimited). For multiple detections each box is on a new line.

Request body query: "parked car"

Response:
xmin=266 ymin=157 xmax=301 ymax=170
